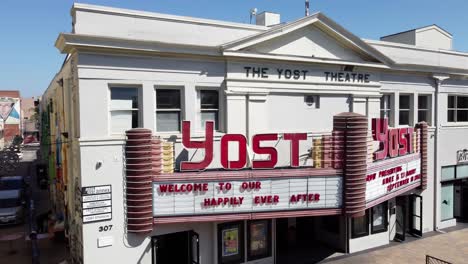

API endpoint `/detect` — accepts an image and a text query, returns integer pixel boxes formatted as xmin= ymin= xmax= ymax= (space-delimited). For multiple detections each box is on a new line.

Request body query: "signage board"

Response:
xmin=227 ymin=62 xmax=380 ymax=86
xmin=81 ymin=185 xmax=112 ymax=223
xmin=153 ymin=176 xmax=342 ymax=217
xmin=457 ymin=149 xmax=468 ymax=164
xmin=365 ymin=156 xmax=421 ymax=203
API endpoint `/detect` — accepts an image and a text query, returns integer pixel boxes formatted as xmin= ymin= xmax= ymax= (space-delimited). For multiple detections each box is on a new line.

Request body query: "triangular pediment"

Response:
xmin=245 ymin=24 xmax=368 ymax=62
xmin=222 ymin=13 xmax=393 ymax=65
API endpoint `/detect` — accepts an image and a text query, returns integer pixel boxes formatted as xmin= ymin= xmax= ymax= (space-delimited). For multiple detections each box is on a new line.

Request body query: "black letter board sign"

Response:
xmin=81 ymin=185 xmax=112 ymax=223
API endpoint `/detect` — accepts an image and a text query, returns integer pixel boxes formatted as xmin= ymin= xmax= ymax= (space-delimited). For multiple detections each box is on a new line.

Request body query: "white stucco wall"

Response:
xmin=266 ymin=94 xmax=350 ymax=133
xmin=77 ymin=53 xmax=226 ymax=139
xmin=247 ymin=25 xmax=365 ymax=62
xmin=416 ymin=27 xmax=452 ymax=50
xmin=347 ymin=215 xmax=390 ymax=254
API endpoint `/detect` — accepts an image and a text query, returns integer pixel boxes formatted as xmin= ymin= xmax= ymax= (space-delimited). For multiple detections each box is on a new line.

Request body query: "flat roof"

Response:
xmin=381 ymin=24 xmax=452 ymax=39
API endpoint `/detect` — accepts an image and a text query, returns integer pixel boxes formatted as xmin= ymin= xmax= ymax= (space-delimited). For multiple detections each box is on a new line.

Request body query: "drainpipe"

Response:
xmin=432 ymin=74 xmax=449 ymax=231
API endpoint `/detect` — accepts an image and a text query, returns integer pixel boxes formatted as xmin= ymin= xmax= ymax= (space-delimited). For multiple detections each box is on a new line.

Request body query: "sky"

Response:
xmin=1 ymin=0 xmax=468 ymax=97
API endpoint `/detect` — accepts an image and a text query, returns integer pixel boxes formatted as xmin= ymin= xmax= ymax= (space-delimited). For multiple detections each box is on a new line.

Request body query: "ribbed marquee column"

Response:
xmin=125 ymin=128 xmax=154 ymax=233
xmin=333 ymin=112 xmax=368 ymax=218
xmin=417 ymin=122 xmax=428 ymax=190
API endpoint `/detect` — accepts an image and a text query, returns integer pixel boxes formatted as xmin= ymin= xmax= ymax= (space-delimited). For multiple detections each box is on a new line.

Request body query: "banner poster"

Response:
xmin=249 ymin=221 xmax=268 ymax=256
xmin=222 ymin=228 xmax=239 ymax=257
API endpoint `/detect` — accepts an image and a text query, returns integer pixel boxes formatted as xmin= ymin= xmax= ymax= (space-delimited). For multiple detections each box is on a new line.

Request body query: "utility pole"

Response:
xmin=305 ymin=0 xmax=310 ymax=16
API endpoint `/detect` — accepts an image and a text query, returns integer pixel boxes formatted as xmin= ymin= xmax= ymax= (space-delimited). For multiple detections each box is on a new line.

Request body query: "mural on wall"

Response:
xmin=0 ymin=97 xmax=20 ymax=124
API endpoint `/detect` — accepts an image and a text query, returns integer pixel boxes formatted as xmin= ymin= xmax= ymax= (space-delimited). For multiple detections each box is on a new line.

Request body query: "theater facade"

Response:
xmin=42 ymin=3 xmax=468 ymax=264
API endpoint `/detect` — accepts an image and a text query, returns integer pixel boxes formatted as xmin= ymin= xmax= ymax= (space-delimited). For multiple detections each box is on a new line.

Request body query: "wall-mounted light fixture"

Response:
xmin=343 ymin=65 xmax=354 ymax=72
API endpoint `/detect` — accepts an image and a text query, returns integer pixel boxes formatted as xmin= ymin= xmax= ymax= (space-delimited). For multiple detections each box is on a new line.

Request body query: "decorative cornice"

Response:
xmin=223 ymin=51 xmax=390 ymax=69
xmin=55 ymin=33 xmax=221 ymax=57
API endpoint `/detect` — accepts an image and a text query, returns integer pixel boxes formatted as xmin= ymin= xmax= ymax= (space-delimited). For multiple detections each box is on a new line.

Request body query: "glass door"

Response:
xmin=190 ymin=231 xmax=200 ymax=264
xmin=152 ymin=230 xmax=200 ymax=264
xmin=394 ymin=196 xmax=406 ymax=242
xmin=409 ymin=194 xmax=423 ymax=237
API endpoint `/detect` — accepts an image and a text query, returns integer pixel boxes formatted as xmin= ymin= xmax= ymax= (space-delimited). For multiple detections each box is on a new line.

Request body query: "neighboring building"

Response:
xmin=0 ymin=119 xmax=4 ymax=149
xmin=0 ymin=90 xmax=21 ymax=143
xmin=42 ymin=4 xmax=468 ymax=264
xmin=21 ymin=96 xmax=40 ymax=141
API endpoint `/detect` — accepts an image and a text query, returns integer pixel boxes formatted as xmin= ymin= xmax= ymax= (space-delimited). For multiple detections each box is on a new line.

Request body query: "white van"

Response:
xmin=0 ymin=189 xmax=25 ymax=224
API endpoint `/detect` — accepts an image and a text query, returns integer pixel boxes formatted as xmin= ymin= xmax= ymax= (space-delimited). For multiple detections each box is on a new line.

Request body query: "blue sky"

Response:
xmin=1 ymin=0 xmax=467 ymax=97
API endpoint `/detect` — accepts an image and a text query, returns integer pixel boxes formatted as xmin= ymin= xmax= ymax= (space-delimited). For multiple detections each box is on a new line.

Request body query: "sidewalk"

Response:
xmin=0 ymin=234 xmax=69 ymax=264
xmin=326 ymin=227 xmax=468 ymax=264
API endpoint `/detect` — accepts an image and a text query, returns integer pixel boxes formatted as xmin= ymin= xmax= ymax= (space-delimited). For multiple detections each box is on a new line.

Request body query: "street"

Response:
xmin=0 ymin=147 xmax=68 ymax=263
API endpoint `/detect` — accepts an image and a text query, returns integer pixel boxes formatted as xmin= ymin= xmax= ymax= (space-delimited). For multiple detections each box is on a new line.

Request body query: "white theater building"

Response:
xmin=43 ymin=3 xmax=468 ymax=264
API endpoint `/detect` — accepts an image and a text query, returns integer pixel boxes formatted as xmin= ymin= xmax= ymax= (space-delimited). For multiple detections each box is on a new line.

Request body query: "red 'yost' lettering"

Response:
xmin=180 ymin=121 xmax=309 ymax=171
xmin=372 ymin=118 xmax=414 ymax=161
xmin=180 ymin=121 xmax=214 ymax=171
xmin=252 ymin=134 xmax=278 ymax=169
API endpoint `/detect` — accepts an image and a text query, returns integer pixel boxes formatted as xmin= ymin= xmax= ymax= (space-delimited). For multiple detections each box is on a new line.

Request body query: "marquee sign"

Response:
xmin=365 ymin=155 xmax=421 ymax=203
xmin=130 ymin=116 xmax=425 ymax=224
xmin=153 ymin=176 xmax=342 ymax=217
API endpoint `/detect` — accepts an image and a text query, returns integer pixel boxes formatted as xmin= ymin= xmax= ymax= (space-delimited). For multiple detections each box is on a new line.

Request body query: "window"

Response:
xmin=441 ymin=164 xmax=468 ymax=182
xmin=441 ymin=166 xmax=455 ymax=181
xmin=218 ymin=221 xmax=244 ymax=264
xmin=380 ymin=94 xmax=392 ymax=122
xmin=418 ymin=95 xmax=431 ymax=124
xmin=371 ymin=202 xmax=388 ymax=234
xmin=247 ymin=220 xmax=271 ymax=261
xmin=156 ymin=89 xmax=181 ymax=132
xmin=456 ymin=164 xmax=468 ymax=179
xmin=448 ymin=95 xmax=468 ymax=122
xmin=110 ymin=87 xmax=139 ymax=134
xmin=200 ymin=90 xmax=219 ymax=130
xmin=441 ymin=183 xmax=454 ymax=221
xmin=351 ymin=210 xmax=369 ymax=238
xmin=399 ymin=94 xmax=412 ymax=125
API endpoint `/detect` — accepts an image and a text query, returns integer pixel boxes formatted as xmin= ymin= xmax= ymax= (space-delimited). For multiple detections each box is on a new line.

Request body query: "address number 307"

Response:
xmin=98 ymin=225 xmax=113 ymax=232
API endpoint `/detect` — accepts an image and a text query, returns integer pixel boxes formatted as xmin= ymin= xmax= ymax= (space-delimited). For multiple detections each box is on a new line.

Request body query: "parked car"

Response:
xmin=0 ymin=189 xmax=25 ymax=224
xmin=23 ymin=135 xmax=37 ymax=144
xmin=0 ymin=176 xmax=28 ymax=191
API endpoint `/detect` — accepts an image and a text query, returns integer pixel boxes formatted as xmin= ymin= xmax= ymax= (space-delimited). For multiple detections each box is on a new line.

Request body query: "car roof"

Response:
xmin=0 ymin=190 xmax=21 ymax=199
xmin=0 ymin=176 xmax=24 ymax=181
